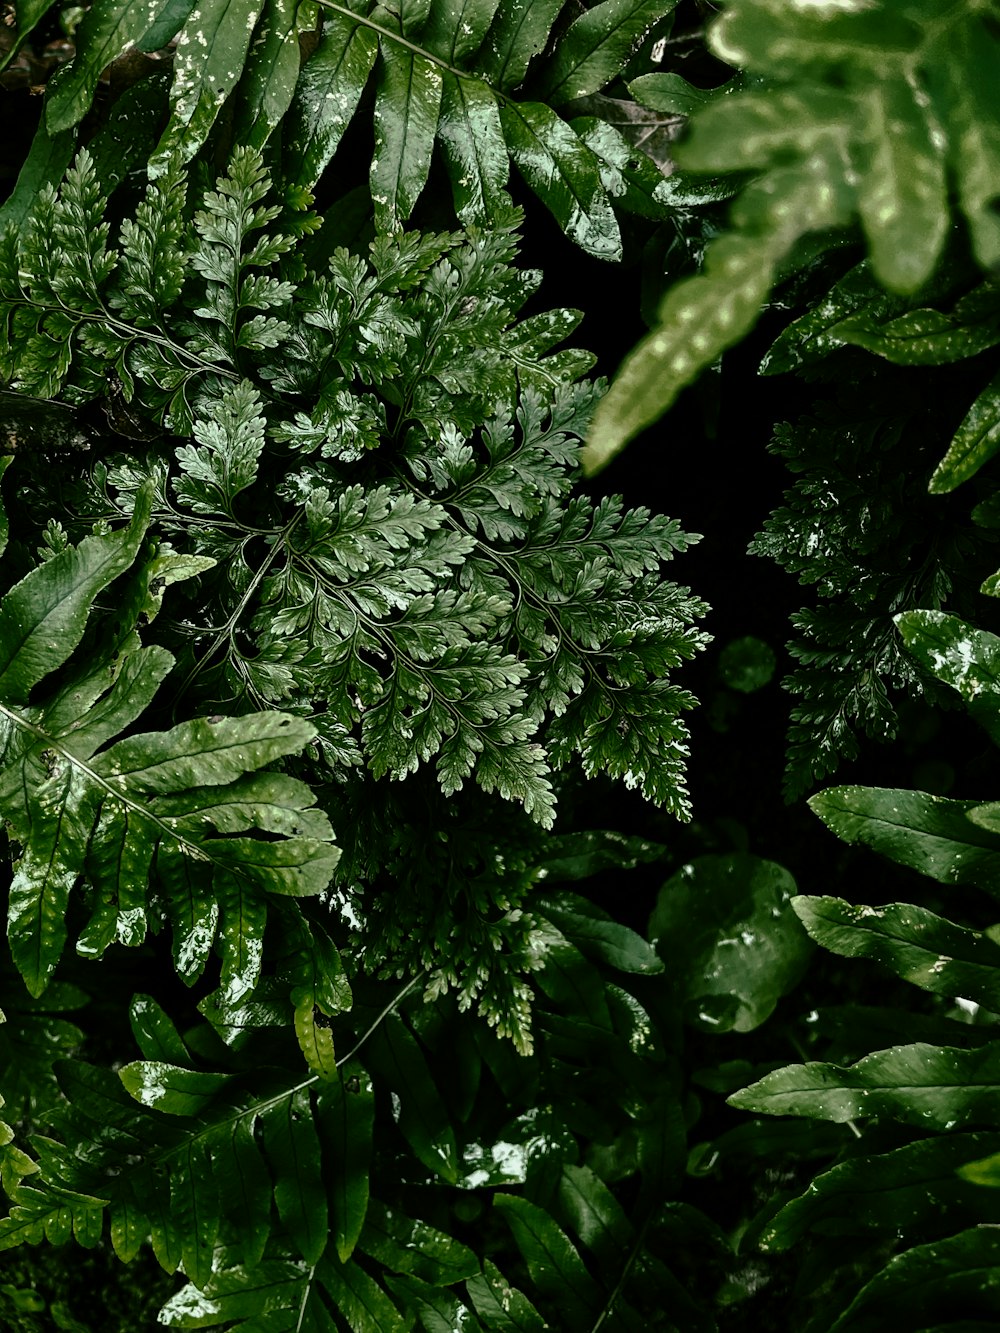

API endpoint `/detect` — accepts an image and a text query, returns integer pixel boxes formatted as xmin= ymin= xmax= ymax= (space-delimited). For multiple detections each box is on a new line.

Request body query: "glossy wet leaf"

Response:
xmin=760 ymin=1133 xmax=1000 ymax=1251
xmin=118 ymin=1061 xmax=230 ymax=1116
xmin=372 ymin=37 xmax=443 ymax=230
xmin=359 ymin=1200 xmax=478 ymax=1284
xmin=828 ymin=1226 xmax=1000 ymax=1332
xmin=729 ymin=1041 xmax=1000 ymax=1131
xmin=896 ymin=611 xmax=1000 ymax=747
xmin=557 ymin=1163 xmax=632 ymax=1266
xmin=792 ymin=896 xmax=1000 ymax=1010
xmin=649 ymin=854 xmax=811 ymax=1033
xmin=260 ymin=1086 xmax=328 ymax=1265
xmin=437 ymin=73 xmax=509 ymax=224
xmin=809 ymin=786 xmax=1000 ymax=897
xmin=538 ymin=0 xmax=678 ymax=107
xmin=537 ymin=892 xmax=663 ymax=974
xmin=499 ymin=100 xmax=621 ymax=262
xmin=493 ymin=1194 xmax=602 ymax=1326
xmin=366 ymin=1014 xmax=459 ymax=1183
xmin=930 ymin=369 xmax=1000 ymax=493
xmin=536 ymin=830 xmax=665 ymax=882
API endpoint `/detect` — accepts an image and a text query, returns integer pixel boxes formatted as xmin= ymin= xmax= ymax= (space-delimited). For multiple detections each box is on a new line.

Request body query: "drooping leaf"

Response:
xmin=316 ymin=1063 xmax=374 ymax=1263
xmin=493 ymin=1194 xmax=603 ymax=1326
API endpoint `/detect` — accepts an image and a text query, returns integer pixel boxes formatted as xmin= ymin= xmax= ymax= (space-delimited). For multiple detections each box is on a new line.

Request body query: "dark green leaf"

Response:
xmin=493 ymin=1194 xmax=602 ymax=1325
xmin=437 ymin=73 xmax=509 ymax=224
xmin=537 ymin=892 xmax=663 ymax=974
xmin=366 ymin=1014 xmax=459 ymax=1182
xmin=729 ymin=1041 xmax=1000 ymax=1131
xmin=930 ymin=370 xmax=1000 ymax=492
xmin=649 ymin=853 xmax=811 ymax=1032
xmin=539 ymin=0 xmax=678 ymax=107
xmin=260 ymin=1086 xmax=328 ymax=1265
xmin=372 ymin=38 xmax=443 ymax=229
xmin=316 ymin=1063 xmax=374 ymax=1263
xmin=465 ymin=1259 xmax=547 ymax=1332
xmin=809 ymin=785 xmax=1000 ymax=898
xmin=792 ymin=895 xmax=1000 ymax=1010
xmin=761 ymin=1133 xmax=1000 ymax=1251
xmin=499 ymin=100 xmax=621 ymax=261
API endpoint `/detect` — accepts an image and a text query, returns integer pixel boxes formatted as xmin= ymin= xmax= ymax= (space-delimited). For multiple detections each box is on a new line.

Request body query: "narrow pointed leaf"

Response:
xmin=261 ymin=1087 xmax=328 ymax=1265
xmin=0 ymin=484 xmax=150 ymax=702
xmin=129 ymin=994 xmax=190 ymax=1065
xmin=232 ymin=0 xmax=301 ymax=150
xmin=829 ymin=1226 xmax=1000 ymax=1332
xmin=557 ymin=1163 xmax=632 ymax=1266
xmin=792 ymin=895 xmax=1000 ymax=1010
xmin=476 ymin=0 xmax=568 ymax=90
xmin=761 ymin=1133 xmax=1000 ymax=1251
xmin=216 ymin=870 xmax=267 ymax=1004
xmin=208 ymin=1111 xmax=272 ymax=1271
xmin=423 ymin=0 xmax=501 ymax=61
xmin=316 ymin=1062 xmax=374 ymax=1263
xmin=930 ymin=370 xmax=1000 ymax=492
xmin=499 ymin=100 xmax=621 ymax=261
xmin=283 ymin=10 xmax=379 ymax=191
xmin=171 ymin=1137 xmax=220 ymax=1290
xmin=372 ymin=40 xmax=443 ymax=229
xmin=119 ymin=1061 xmax=231 ymax=1116
xmin=465 ymin=1259 xmax=547 ymax=1331
xmin=539 ymin=0 xmax=678 ymax=106
xmin=317 ymin=1253 xmax=406 ymax=1331
xmin=809 ymin=785 xmax=1000 ymax=896
xmin=437 ymin=73 xmax=509 ymax=223
xmin=45 ymin=0 xmax=194 ymax=132
xmin=149 ymin=0 xmax=264 ymax=175
xmin=729 ymin=1041 xmax=1000 ymax=1130
xmin=366 ymin=1014 xmax=459 ymax=1183
xmin=359 ymin=1200 xmax=478 ymax=1284
xmin=493 ymin=1193 xmax=603 ymax=1325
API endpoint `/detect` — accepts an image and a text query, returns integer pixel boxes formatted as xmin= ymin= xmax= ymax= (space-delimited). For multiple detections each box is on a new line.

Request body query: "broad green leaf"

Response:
xmin=293 ymin=997 xmax=337 ymax=1080
xmin=149 ymin=0 xmax=264 ymax=176
xmin=838 ymin=296 xmax=1000 ymax=366
xmin=366 ymin=1014 xmax=459 ymax=1182
xmin=536 ymin=830 xmax=665 ymax=882
xmin=792 ymin=896 xmax=1000 ymax=1011
xmin=260 ymin=1086 xmax=328 ymax=1265
xmin=170 ymin=1137 xmax=219 ymax=1290
xmin=499 ymin=100 xmax=621 ymax=262
xmin=475 ymin=0 xmax=568 ymax=90
xmin=539 ymin=0 xmax=678 ymax=106
xmin=423 ymin=0 xmax=501 ymax=61
xmin=465 ymin=1259 xmax=546 ymax=1332
xmin=157 ymin=1259 xmax=305 ymax=1327
xmin=232 ymin=0 xmax=302 ymax=150
xmin=628 ymin=71 xmax=734 ymax=116
xmin=208 ymin=1110 xmax=272 ymax=1270
xmin=217 ymin=871 xmax=267 ymax=1005
xmin=282 ymin=8 xmax=379 ymax=192
xmin=45 ymin=0 xmax=195 ymax=133
xmin=118 ymin=1061 xmax=231 ymax=1116
xmin=94 ymin=712 xmax=317 ymax=795
xmin=437 ymin=73 xmax=509 ymax=224
xmin=572 ymin=116 xmax=674 ymax=221
xmin=649 ymin=853 xmax=811 ymax=1033
xmin=895 ymin=610 xmax=1000 ymax=745
xmin=0 ymin=485 xmax=151 ymax=703
xmin=359 ymin=1201 xmax=479 ymax=1284
xmin=537 ymin=892 xmax=663 ymax=974
xmin=856 ymin=75 xmax=947 ymax=294
xmin=129 ymin=995 xmax=190 ymax=1065
xmin=557 ymin=1163 xmax=632 ymax=1266
xmin=316 ymin=1063 xmax=374 ymax=1262
xmin=828 ymin=1226 xmax=1000 ymax=1332
xmin=318 ymin=1252 xmax=407 ymax=1331
xmin=533 ymin=923 xmax=612 ymax=1029
xmin=156 ymin=845 xmax=221 ymax=984
xmin=761 ymin=1133 xmax=1000 ymax=1251
xmin=809 ymin=786 xmax=1000 ymax=897
xmin=930 ymin=370 xmax=1000 ymax=493
xmin=0 ymin=0 xmax=52 ymax=71
xmin=372 ymin=39 xmax=443 ymax=230
xmin=729 ymin=1041 xmax=1000 ymax=1131
xmin=493 ymin=1194 xmax=602 ymax=1325
xmin=385 ymin=1274 xmax=485 ymax=1333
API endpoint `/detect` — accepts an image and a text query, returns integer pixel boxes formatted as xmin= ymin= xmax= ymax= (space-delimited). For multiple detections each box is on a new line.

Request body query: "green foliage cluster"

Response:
xmin=4 ymin=0 xmax=1000 ymax=1328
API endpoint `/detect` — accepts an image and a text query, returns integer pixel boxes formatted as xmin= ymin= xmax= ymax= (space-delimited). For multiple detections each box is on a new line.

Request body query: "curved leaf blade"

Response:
xmin=539 ymin=0 xmax=678 ymax=107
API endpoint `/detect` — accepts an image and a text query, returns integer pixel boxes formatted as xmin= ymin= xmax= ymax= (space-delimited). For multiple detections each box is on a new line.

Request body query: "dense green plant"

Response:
xmin=1 ymin=0 xmax=683 ymax=259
